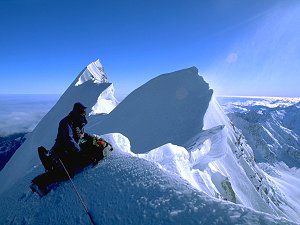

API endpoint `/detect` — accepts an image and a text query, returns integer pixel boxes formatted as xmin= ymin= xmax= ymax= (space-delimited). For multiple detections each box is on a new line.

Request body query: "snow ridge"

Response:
xmin=87 ymin=66 xmax=213 ymax=153
xmin=0 ymin=61 xmax=299 ymax=225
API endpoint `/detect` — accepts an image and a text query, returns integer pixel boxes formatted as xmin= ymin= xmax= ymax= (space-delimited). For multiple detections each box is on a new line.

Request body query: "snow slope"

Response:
xmin=0 ymin=61 xmax=299 ymax=224
xmin=0 ymin=59 xmax=118 ymax=193
xmin=87 ymin=69 xmax=300 ymax=222
xmin=0 ymin=135 xmax=296 ymax=225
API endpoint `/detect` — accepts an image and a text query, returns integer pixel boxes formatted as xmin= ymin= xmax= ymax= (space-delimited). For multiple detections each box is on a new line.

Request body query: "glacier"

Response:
xmin=0 ymin=60 xmax=299 ymax=225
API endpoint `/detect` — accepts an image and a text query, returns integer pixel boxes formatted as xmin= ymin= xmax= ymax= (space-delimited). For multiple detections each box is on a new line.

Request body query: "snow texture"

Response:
xmin=0 ymin=139 xmax=296 ymax=225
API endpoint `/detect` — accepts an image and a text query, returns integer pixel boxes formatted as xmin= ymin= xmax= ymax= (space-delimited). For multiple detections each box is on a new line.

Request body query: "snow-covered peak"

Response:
xmin=87 ymin=66 xmax=213 ymax=153
xmin=75 ymin=59 xmax=108 ymax=86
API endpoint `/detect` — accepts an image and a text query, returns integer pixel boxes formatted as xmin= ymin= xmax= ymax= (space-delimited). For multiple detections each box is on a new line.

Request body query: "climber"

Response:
xmin=31 ymin=102 xmax=112 ymax=197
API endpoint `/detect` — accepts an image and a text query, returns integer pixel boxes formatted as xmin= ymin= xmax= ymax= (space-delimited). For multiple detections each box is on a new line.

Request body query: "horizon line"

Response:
xmin=215 ymin=95 xmax=300 ymax=99
xmin=1 ymin=93 xmax=300 ymax=99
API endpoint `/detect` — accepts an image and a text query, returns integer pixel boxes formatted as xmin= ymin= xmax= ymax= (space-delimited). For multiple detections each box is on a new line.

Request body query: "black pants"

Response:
xmin=33 ymin=138 xmax=104 ymax=193
xmin=32 ymin=167 xmax=69 ymax=193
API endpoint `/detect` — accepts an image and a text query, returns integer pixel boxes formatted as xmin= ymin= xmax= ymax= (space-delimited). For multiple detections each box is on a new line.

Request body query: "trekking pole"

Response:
xmin=58 ymin=158 xmax=96 ymax=225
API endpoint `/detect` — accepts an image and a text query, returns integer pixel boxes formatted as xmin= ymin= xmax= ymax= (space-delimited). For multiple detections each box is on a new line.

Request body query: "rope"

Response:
xmin=58 ymin=158 xmax=96 ymax=225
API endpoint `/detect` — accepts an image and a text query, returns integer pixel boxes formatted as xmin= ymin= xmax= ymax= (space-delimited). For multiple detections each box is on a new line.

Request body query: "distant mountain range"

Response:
xmin=219 ymin=97 xmax=300 ymax=168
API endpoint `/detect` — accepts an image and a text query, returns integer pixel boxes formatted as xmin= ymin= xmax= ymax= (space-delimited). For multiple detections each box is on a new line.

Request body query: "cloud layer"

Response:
xmin=0 ymin=95 xmax=59 ymax=137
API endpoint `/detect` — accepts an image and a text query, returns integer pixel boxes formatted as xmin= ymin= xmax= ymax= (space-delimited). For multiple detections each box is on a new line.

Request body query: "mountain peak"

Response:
xmin=75 ymin=59 xmax=108 ymax=86
xmin=88 ymin=66 xmax=213 ymax=153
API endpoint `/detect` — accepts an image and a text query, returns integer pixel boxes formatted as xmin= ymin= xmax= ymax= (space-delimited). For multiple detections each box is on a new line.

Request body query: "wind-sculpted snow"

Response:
xmin=1 ymin=61 xmax=299 ymax=224
xmin=89 ymin=83 xmax=299 ymax=222
xmin=87 ymin=67 xmax=213 ymax=153
xmin=75 ymin=59 xmax=108 ymax=85
xmin=90 ymin=84 xmax=119 ymax=115
xmin=187 ymin=97 xmax=300 ymax=222
xmin=186 ymin=125 xmax=228 ymax=169
xmin=0 ymin=134 xmax=297 ymax=225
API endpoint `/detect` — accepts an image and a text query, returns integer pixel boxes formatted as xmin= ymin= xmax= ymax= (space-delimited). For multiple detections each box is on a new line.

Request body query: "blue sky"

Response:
xmin=1 ymin=0 xmax=299 ymax=97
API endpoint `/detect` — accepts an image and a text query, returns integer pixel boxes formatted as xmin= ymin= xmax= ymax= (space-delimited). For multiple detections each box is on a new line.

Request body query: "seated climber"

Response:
xmin=31 ymin=102 xmax=112 ymax=197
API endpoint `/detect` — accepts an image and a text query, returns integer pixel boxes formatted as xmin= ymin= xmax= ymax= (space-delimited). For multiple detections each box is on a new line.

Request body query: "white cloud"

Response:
xmin=0 ymin=112 xmax=45 ymax=137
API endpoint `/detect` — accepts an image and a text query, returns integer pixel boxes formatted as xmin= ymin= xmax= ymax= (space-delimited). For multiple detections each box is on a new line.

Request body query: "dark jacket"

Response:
xmin=51 ymin=111 xmax=89 ymax=157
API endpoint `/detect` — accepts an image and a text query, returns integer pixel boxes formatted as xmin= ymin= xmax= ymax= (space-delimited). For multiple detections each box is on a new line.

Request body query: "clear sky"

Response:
xmin=1 ymin=0 xmax=299 ymax=97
